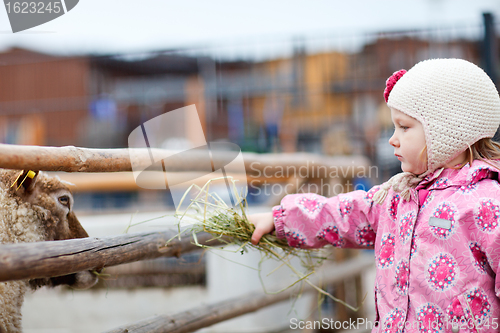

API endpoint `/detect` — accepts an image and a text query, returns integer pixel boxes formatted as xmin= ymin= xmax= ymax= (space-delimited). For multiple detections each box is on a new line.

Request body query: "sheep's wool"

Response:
xmin=387 ymin=58 xmax=500 ymax=173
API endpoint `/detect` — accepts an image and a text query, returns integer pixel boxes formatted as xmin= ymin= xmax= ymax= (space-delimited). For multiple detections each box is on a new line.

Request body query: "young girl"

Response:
xmin=250 ymin=58 xmax=500 ymax=333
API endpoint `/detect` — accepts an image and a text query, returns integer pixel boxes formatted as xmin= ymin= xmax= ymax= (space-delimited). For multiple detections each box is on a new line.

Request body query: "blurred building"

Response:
xmin=342 ymin=32 xmax=482 ymax=178
xmin=0 ymin=21 xmax=495 ymax=169
xmin=0 ymin=48 xmax=89 ymax=146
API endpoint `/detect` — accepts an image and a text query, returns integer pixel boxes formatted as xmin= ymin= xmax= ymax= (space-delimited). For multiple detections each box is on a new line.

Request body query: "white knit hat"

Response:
xmin=374 ymin=58 xmax=500 ymax=204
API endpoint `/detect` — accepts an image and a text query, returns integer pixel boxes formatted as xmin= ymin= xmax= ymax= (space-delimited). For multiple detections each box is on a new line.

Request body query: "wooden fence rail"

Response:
xmin=0 ymin=143 xmax=374 ymax=332
xmin=104 ymin=253 xmax=375 ymax=333
xmin=0 ymin=231 xmax=218 ymax=283
xmin=0 ymin=143 xmax=369 ymax=174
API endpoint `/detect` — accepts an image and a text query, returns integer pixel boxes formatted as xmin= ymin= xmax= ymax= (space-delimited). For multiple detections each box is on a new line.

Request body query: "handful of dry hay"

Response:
xmin=175 ymin=177 xmax=307 ymax=257
xmin=174 ymin=177 xmax=360 ymax=311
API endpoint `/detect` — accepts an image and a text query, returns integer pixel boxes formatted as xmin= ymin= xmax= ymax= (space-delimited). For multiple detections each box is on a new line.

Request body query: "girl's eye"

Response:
xmin=58 ymin=195 xmax=70 ymax=207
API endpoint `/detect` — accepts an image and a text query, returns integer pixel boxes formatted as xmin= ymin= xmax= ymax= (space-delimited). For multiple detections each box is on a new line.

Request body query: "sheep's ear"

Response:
xmin=12 ymin=170 xmax=39 ymax=192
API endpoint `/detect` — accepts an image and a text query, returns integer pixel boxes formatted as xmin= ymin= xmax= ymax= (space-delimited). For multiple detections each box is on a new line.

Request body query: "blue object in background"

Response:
xmin=90 ymin=95 xmax=117 ymax=121
xmin=353 ymin=177 xmax=372 ymax=191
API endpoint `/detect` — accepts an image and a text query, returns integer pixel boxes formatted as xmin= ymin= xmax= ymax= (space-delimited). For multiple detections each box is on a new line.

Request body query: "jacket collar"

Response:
xmin=416 ymin=159 xmax=500 ymax=190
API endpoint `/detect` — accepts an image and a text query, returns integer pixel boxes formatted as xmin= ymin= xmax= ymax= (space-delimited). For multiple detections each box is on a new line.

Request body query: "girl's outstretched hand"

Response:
xmin=249 ymin=212 xmax=274 ymax=245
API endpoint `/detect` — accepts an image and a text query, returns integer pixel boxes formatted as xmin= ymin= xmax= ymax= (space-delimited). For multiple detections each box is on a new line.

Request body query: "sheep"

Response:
xmin=0 ymin=169 xmax=98 ymax=333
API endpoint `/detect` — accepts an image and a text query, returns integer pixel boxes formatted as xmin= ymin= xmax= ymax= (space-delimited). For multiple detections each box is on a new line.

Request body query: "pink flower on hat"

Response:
xmin=384 ymin=69 xmax=407 ymax=102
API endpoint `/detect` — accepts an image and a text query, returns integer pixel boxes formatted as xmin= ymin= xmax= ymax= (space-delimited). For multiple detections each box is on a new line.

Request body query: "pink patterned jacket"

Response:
xmin=273 ymin=160 xmax=500 ymax=333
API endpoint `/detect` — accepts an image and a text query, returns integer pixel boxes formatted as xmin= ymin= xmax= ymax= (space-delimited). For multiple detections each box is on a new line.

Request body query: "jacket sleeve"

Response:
xmin=474 ymin=181 xmax=500 ymax=299
xmin=273 ymin=185 xmax=383 ymax=249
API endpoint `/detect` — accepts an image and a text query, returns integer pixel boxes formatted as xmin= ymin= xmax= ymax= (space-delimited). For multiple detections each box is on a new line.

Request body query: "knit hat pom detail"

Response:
xmin=384 ymin=69 xmax=407 ymax=102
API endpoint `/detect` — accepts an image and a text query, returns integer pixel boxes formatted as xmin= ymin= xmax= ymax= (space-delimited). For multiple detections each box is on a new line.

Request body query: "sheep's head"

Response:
xmin=3 ymin=170 xmax=98 ymax=290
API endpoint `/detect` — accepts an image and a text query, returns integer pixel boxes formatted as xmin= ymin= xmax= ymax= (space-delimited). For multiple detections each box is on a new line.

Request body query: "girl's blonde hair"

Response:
xmin=460 ymin=138 xmax=500 ymax=169
xmin=418 ymin=138 xmax=500 ymax=172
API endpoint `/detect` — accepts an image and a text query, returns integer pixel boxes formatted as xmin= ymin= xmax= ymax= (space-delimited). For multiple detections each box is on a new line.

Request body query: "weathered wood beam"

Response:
xmin=0 ymin=144 xmax=154 ymax=173
xmin=104 ymin=254 xmax=375 ymax=333
xmin=0 ymin=231 xmax=219 ymax=282
xmin=54 ymin=172 xmax=249 ymax=192
xmin=0 ymin=143 xmax=370 ymax=175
